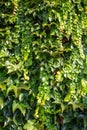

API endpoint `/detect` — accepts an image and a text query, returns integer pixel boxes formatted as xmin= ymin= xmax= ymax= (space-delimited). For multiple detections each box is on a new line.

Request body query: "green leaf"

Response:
xmin=5 ymin=61 xmax=22 ymax=74
xmin=0 ymin=97 xmax=4 ymax=109
xmin=0 ymin=83 xmax=6 ymax=91
xmin=68 ymin=102 xmax=83 ymax=111
xmin=23 ymin=120 xmax=37 ymax=130
xmin=0 ymin=50 xmax=9 ymax=58
xmin=12 ymin=100 xmax=27 ymax=116
xmin=6 ymin=85 xmax=18 ymax=98
xmin=55 ymin=71 xmax=63 ymax=82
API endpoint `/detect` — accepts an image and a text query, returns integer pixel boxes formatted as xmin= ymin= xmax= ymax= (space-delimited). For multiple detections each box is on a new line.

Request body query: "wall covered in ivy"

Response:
xmin=0 ymin=0 xmax=87 ymax=129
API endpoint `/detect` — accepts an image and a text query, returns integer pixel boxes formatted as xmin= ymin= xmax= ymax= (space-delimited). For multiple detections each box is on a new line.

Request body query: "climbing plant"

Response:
xmin=0 ymin=0 xmax=87 ymax=129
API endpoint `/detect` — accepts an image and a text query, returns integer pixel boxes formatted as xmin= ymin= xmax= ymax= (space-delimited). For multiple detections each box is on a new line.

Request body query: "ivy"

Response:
xmin=0 ymin=0 xmax=87 ymax=129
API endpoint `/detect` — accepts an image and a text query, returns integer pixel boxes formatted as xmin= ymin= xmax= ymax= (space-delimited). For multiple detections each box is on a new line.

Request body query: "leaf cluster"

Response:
xmin=0 ymin=0 xmax=87 ymax=129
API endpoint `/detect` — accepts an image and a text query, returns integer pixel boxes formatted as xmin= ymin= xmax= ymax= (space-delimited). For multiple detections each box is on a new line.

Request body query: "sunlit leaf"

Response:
xmin=12 ymin=100 xmax=27 ymax=116
xmin=0 ymin=97 xmax=4 ymax=109
xmin=6 ymin=85 xmax=18 ymax=98
xmin=0 ymin=83 xmax=6 ymax=91
xmin=68 ymin=102 xmax=83 ymax=111
xmin=23 ymin=120 xmax=37 ymax=130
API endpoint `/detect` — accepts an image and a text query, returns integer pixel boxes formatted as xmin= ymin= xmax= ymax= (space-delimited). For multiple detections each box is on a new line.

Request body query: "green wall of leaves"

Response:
xmin=0 ymin=0 xmax=87 ymax=129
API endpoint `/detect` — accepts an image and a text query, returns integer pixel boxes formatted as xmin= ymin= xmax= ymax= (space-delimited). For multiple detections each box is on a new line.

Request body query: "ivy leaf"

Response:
xmin=61 ymin=103 xmax=67 ymax=112
xmin=6 ymin=85 xmax=18 ymax=98
xmin=12 ymin=100 xmax=27 ymax=116
xmin=0 ymin=97 xmax=4 ymax=109
xmin=0 ymin=50 xmax=9 ymax=58
xmin=68 ymin=102 xmax=83 ymax=111
xmin=23 ymin=120 xmax=37 ymax=130
xmin=55 ymin=71 xmax=63 ymax=82
xmin=23 ymin=69 xmax=29 ymax=80
xmin=0 ymin=83 xmax=6 ymax=91
xmin=5 ymin=61 xmax=22 ymax=74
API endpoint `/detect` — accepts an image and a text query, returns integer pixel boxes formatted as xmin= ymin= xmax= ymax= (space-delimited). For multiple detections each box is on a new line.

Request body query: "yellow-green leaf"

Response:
xmin=12 ymin=100 xmax=27 ymax=116
xmin=0 ymin=97 xmax=4 ymax=109
xmin=6 ymin=85 xmax=18 ymax=98
xmin=24 ymin=120 xmax=37 ymax=130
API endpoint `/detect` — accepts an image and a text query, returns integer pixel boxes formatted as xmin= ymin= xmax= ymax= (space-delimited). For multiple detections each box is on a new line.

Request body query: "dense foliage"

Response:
xmin=0 ymin=0 xmax=87 ymax=129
